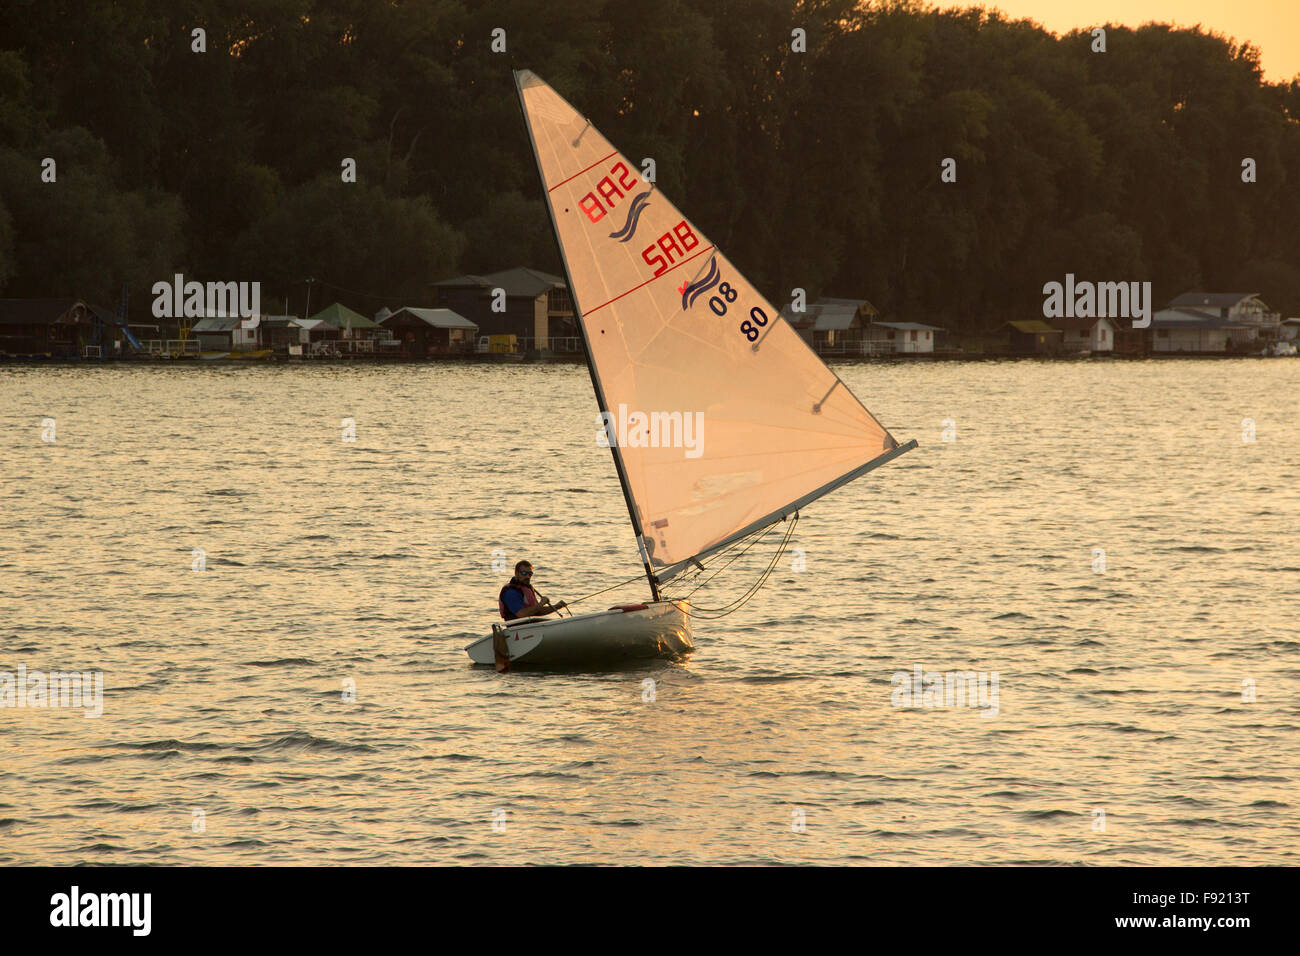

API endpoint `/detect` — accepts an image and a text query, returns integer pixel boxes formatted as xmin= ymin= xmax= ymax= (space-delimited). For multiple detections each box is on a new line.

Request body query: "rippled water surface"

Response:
xmin=1 ymin=360 xmax=1297 ymax=864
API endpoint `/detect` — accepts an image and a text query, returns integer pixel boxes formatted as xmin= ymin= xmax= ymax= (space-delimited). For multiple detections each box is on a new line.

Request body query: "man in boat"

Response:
xmin=498 ymin=561 xmax=566 ymax=621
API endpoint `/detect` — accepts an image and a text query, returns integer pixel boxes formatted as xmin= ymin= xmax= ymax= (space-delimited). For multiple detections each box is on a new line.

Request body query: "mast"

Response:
xmin=513 ymin=69 xmax=662 ymax=602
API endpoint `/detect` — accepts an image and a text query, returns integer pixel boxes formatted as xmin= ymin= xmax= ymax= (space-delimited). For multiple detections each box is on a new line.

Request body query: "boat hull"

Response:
xmin=465 ymin=600 xmax=693 ymax=666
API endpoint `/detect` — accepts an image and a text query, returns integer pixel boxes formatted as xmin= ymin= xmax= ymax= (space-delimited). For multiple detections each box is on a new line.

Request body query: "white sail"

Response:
xmin=516 ymin=70 xmax=914 ymax=583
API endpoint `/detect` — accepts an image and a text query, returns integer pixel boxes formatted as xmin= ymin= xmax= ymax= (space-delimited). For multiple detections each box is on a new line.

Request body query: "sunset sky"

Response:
xmin=983 ymin=0 xmax=1300 ymax=81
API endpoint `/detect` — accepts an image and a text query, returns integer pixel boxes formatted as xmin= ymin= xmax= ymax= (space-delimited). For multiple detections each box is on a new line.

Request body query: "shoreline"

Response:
xmin=1 ymin=351 xmax=1293 ymax=366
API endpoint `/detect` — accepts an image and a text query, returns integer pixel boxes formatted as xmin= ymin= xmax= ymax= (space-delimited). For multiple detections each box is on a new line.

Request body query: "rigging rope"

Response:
xmin=671 ymin=512 xmax=799 ymax=619
xmin=679 ymin=523 xmax=780 ymax=600
xmin=563 ymin=571 xmax=647 ymax=607
xmin=561 ymin=512 xmax=799 ymax=619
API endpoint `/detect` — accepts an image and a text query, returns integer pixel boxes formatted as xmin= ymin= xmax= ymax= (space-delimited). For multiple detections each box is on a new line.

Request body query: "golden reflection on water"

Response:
xmin=0 ymin=360 xmax=1297 ymax=864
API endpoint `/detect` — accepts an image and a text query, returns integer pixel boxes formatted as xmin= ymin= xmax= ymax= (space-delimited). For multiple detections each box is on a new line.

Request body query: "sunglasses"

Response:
xmin=519 ymin=569 xmax=533 ymax=576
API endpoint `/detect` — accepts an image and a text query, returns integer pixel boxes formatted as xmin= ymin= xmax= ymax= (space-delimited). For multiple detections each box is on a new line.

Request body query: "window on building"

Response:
xmin=910 ymin=330 xmax=917 ymax=341
xmin=548 ymin=288 xmax=573 ymax=313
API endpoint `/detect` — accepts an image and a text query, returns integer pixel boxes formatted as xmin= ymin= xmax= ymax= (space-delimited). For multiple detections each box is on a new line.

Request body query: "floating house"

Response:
xmin=1001 ymin=320 xmax=1064 ymax=354
xmin=259 ymin=309 xmax=381 ymax=356
xmin=293 ymin=318 xmax=340 ymax=352
xmin=1051 ymin=316 xmax=1116 ymax=353
xmin=259 ymin=316 xmax=302 ymax=351
xmin=191 ymin=316 xmax=263 ymax=352
xmin=865 ymin=321 xmax=945 ymax=354
xmin=433 ymin=267 xmax=575 ymax=353
xmin=1147 ymin=309 xmax=1246 ymax=353
xmin=1167 ymin=292 xmax=1278 ymax=326
xmin=379 ymin=307 xmax=478 ymax=356
xmin=310 ymin=303 xmax=376 ymax=338
xmin=780 ymin=297 xmax=944 ymax=354
xmin=1151 ymin=292 xmax=1280 ymax=353
xmin=781 ymin=297 xmax=877 ymax=352
xmin=0 ymin=298 xmax=93 ymax=357
xmin=308 ymin=303 xmax=392 ymax=355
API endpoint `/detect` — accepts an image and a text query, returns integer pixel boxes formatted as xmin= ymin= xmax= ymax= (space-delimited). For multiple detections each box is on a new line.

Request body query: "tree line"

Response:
xmin=1 ymin=0 xmax=1297 ymax=335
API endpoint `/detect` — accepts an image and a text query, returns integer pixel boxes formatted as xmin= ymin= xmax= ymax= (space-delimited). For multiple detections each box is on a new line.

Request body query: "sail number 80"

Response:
xmin=708 ymin=282 xmax=768 ymax=341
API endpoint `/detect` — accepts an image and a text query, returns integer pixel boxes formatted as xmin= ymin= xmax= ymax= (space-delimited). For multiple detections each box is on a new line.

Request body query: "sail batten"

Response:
xmin=516 ymin=69 xmax=913 ymax=584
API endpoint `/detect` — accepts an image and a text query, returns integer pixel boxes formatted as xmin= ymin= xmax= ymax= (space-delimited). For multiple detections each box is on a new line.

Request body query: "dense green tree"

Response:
xmin=232 ymin=174 xmax=464 ymax=307
xmin=0 ymin=0 xmax=1297 ymax=323
xmin=0 ymin=126 xmax=185 ymax=303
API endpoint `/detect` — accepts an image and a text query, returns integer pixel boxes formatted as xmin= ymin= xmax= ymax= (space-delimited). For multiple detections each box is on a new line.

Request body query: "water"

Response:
xmin=0 ymin=359 xmax=1297 ymax=864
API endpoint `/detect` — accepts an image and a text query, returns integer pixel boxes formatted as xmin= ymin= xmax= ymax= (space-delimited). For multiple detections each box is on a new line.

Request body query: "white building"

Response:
xmin=1164 ymin=293 xmax=1284 ymax=353
xmin=865 ymin=321 xmax=944 ymax=353
xmin=190 ymin=316 xmax=260 ymax=351
xmin=1148 ymin=309 xmax=1244 ymax=352
xmin=778 ymin=297 xmax=945 ymax=354
xmin=1168 ymin=292 xmax=1278 ymax=325
xmin=1051 ymin=316 xmax=1116 ymax=353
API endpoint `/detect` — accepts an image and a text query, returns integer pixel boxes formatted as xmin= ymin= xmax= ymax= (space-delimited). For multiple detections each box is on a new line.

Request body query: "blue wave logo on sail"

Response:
xmin=680 ymin=255 xmax=720 ymax=310
xmin=608 ymin=190 xmax=652 ymax=242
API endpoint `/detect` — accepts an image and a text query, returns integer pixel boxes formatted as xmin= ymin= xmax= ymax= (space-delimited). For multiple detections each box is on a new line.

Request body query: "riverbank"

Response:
xmin=4 ymin=349 xmax=1295 ymax=364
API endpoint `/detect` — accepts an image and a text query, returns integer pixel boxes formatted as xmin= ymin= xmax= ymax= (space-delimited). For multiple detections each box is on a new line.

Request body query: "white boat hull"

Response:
xmin=465 ymin=600 xmax=693 ymax=666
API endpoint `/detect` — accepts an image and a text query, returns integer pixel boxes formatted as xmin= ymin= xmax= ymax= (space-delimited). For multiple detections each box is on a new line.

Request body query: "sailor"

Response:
xmin=498 ymin=561 xmax=566 ymax=621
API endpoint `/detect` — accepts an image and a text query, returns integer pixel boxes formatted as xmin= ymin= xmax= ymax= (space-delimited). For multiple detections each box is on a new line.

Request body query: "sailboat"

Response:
xmin=464 ymin=71 xmax=917 ymax=668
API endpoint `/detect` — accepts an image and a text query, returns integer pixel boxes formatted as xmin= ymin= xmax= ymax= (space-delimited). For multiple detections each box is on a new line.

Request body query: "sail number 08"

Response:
xmin=708 ymin=282 xmax=768 ymax=341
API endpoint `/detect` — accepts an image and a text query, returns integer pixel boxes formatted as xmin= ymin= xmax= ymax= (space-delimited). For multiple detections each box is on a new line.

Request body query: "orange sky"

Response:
xmin=982 ymin=0 xmax=1300 ymax=81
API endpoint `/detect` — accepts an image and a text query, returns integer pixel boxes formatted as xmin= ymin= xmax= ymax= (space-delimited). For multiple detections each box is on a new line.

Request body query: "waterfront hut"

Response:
xmin=260 ymin=316 xmax=301 ymax=351
xmin=1050 ymin=316 xmax=1116 ymax=353
xmin=189 ymin=315 xmax=262 ymax=352
xmin=1147 ymin=309 xmax=1246 ymax=353
xmin=309 ymin=303 xmax=380 ymax=353
xmin=293 ymin=317 xmax=341 ymax=355
xmin=432 ymin=267 xmax=574 ymax=352
xmin=1001 ymin=320 xmax=1064 ymax=354
xmin=0 ymin=298 xmax=93 ymax=357
xmin=865 ymin=321 xmax=945 ymax=354
xmin=780 ymin=297 xmax=878 ymax=353
xmin=379 ymin=307 xmax=478 ymax=356
xmin=1159 ymin=293 xmax=1280 ymax=352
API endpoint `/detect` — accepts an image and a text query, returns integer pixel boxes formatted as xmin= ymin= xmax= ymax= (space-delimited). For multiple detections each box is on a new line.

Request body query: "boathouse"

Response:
xmin=433 ymin=267 xmax=575 ymax=353
xmin=379 ymin=307 xmax=478 ymax=356
xmin=1051 ymin=316 xmax=1116 ymax=353
xmin=192 ymin=316 xmax=262 ymax=351
xmin=866 ymin=321 xmax=945 ymax=354
xmin=1147 ymin=309 xmax=1246 ymax=353
xmin=0 ymin=298 xmax=93 ymax=357
xmin=1155 ymin=292 xmax=1280 ymax=352
xmin=1001 ymin=320 xmax=1064 ymax=354
xmin=781 ymin=297 xmax=878 ymax=353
